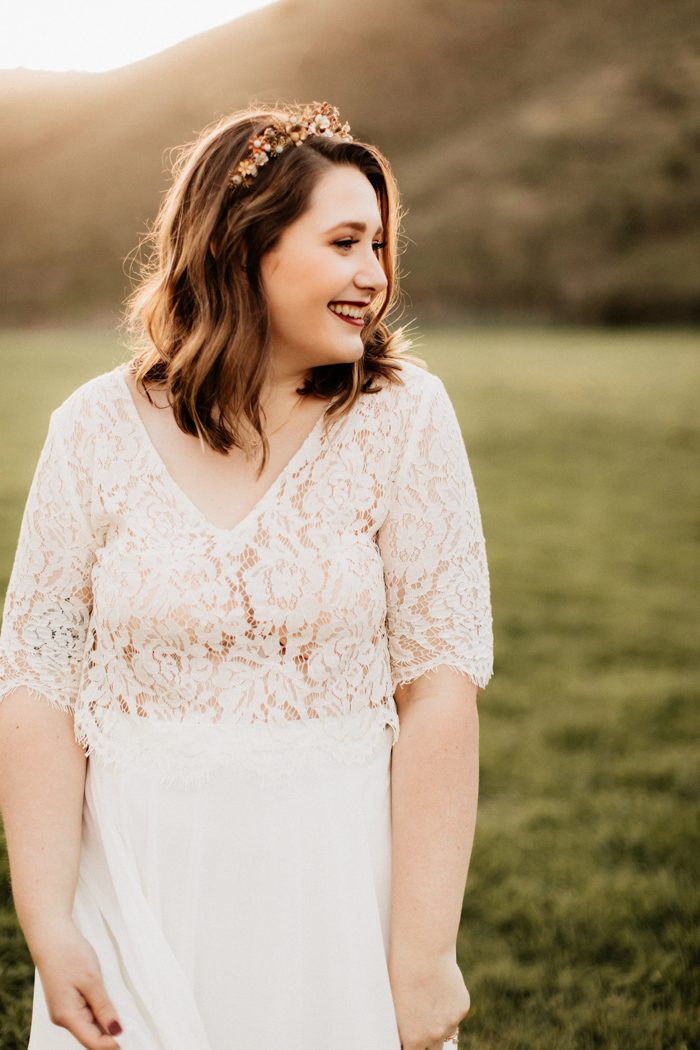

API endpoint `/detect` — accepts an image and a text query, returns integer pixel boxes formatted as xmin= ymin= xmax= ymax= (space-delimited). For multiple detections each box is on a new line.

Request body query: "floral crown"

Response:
xmin=227 ymin=100 xmax=353 ymax=192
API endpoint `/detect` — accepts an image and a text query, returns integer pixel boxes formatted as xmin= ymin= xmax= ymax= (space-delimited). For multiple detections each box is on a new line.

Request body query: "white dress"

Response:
xmin=0 ymin=359 xmax=494 ymax=1049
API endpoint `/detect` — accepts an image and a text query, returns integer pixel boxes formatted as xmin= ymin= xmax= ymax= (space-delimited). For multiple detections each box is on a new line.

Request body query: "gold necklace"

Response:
xmin=249 ymin=393 xmax=306 ymax=448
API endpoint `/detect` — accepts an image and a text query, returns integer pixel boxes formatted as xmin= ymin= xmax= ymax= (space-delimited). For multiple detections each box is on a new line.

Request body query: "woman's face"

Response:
xmin=259 ymin=164 xmax=389 ymax=381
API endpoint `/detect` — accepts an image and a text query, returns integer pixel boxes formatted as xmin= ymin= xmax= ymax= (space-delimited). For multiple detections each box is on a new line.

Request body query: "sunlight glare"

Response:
xmin=1 ymin=0 xmax=281 ymax=73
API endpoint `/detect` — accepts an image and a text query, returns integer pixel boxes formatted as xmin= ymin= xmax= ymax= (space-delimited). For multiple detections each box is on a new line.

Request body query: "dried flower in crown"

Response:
xmin=227 ymin=101 xmax=353 ymax=192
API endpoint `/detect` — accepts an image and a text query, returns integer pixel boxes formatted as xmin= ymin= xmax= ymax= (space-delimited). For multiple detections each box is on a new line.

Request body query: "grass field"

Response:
xmin=0 ymin=325 xmax=698 ymax=1048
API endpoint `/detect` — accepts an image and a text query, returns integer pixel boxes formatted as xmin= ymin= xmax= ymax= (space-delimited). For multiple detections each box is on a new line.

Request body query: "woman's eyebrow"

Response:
xmin=324 ymin=221 xmax=385 ymax=236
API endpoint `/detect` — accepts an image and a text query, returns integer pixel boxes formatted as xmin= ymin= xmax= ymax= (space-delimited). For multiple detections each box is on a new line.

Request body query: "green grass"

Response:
xmin=0 ymin=324 xmax=698 ymax=1048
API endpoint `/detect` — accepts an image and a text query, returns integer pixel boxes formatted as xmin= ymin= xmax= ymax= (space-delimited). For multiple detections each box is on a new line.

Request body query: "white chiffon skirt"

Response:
xmin=27 ymin=721 xmax=453 ymax=1049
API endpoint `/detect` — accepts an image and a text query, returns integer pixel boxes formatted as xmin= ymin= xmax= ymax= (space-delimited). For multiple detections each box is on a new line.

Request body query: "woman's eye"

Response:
xmin=335 ymin=238 xmax=386 ymax=253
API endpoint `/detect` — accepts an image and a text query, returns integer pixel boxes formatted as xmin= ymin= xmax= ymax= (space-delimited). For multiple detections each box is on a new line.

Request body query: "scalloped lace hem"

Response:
xmin=0 ymin=679 xmax=75 ymax=715
xmin=75 ymin=703 xmax=401 ymax=788
xmin=392 ymin=658 xmax=493 ymax=692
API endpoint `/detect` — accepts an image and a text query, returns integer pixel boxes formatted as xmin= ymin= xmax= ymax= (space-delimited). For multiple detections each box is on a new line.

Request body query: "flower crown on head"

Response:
xmin=227 ymin=100 xmax=353 ymax=192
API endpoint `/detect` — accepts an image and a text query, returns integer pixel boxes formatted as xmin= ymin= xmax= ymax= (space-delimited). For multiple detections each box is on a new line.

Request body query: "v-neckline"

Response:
xmin=114 ymin=365 xmax=331 ymax=538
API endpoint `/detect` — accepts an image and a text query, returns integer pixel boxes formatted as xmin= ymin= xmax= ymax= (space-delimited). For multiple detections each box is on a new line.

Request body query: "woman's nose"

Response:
xmin=356 ymin=253 xmax=388 ymax=294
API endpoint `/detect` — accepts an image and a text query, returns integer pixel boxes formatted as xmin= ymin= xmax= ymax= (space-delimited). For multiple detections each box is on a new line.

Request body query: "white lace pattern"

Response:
xmin=0 ymin=361 xmax=493 ymax=786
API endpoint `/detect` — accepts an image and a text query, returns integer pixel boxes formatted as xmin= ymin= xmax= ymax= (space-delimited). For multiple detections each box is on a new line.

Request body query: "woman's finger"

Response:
xmin=79 ymin=971 xmax=124 ymax=1041
xmin=51 ymin=984 xmax=122 ymax=1050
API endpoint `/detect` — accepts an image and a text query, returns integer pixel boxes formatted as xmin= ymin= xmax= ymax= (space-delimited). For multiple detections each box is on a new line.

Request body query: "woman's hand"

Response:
xmin=389 ymin=948 xmax=470 ymax=1050
xmin=29 ymin=917 xmax=124 ymax=1050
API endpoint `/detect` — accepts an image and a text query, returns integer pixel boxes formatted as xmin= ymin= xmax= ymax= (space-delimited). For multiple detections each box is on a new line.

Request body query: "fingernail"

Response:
xmin=108 ymin=1021 xmax=123 ymax=1035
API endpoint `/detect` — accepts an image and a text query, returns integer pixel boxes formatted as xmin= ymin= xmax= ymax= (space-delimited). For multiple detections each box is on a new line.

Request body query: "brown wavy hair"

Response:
xmin=118 ymin=100 xmax=427 ymax=477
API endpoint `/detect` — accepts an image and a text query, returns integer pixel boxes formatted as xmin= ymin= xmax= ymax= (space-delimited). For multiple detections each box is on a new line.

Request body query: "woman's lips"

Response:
xmin=327 ymin=305 xmax=364 ymax=327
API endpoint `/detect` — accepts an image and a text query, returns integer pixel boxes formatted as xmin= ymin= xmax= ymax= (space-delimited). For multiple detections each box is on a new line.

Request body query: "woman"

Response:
xmin=0 ymin=101 xmax=493 ymax=1050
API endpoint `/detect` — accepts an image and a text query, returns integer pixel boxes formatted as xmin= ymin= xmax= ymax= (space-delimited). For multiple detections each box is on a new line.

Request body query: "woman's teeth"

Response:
xmin=328 ymin=302 xmax=366 ymax=323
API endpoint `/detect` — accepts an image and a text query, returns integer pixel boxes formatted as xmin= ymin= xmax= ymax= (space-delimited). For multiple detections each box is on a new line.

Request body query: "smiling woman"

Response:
xmin=119 ymin=100 xmax=414 ymax=477
xmin=0 ymin=99 xmax=493 ymax=1050
xmin=258 ymin=165 xmax=390 ymax=395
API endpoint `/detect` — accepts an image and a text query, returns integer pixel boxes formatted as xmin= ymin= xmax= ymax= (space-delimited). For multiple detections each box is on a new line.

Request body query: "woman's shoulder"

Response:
xmin=369 ymin=358 xmax=445 ymax=424
xmin=384 ymin=357 xmax=441 ymax=389
xmin=49 ymin=365 xmax=124 ymax=432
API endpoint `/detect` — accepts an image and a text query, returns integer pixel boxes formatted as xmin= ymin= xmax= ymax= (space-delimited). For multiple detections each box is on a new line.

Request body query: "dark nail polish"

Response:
xmin=108 ymin=1020 xmax=123 ymax=1035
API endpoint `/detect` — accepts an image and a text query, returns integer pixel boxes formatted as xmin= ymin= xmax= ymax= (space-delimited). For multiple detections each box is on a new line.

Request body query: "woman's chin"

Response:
xmin=314 ymin=341 xmax=364 ymax=370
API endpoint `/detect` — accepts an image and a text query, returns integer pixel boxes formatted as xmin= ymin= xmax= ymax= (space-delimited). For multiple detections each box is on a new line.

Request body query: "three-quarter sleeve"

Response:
xmin=0 ymin=400 xmax=97 ymax=715
xmin=377 ymin=374 xmax=494 ymax=694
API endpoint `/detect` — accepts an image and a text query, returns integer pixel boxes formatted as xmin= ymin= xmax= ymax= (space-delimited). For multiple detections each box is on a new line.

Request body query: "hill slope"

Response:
xmin=1 ymin=0 xmax=698 ymax=324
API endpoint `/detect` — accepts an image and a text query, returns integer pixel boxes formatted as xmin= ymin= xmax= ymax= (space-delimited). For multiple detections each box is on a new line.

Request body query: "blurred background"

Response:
xmin=1 ymin=0 xmax=699 ymax=325
xmin=1 ymin=1 xmax=698 ymax=1047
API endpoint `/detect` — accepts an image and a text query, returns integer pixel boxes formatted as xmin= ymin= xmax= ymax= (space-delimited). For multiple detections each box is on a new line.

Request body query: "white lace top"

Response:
xmin=0 ymin=360 xmax=493 ymax=785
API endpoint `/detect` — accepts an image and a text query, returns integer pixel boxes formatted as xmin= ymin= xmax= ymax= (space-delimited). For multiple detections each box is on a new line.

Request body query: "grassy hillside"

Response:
xmin=0 ymin=325 xmax=697 ymax=1047
xmin=1 ymin=0 xmax=699 ymax=324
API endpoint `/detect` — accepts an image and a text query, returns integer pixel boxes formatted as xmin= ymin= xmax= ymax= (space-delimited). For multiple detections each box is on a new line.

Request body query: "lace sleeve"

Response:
xmin=376 ymin=375 xmax=494 ymax=694
xmin=0 ymin=401 xmax=97 ymax=715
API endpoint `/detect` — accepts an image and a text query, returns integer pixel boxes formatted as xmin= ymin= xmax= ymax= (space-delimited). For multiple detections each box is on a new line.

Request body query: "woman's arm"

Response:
xmin=0 ymin=687 xmax=125 ymax=1047
xmin=375 ymin=372 xmax=494 ymax=1045
xmin=388 ymin=668 xmax=479 ymax=1048
xmin=0 ymin=392 xmax=125 ymax=1045
xmin=0 ymin=686 xmax=86 ymax=960
xmin=389 ymin=667 xmax=480 ymax=967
